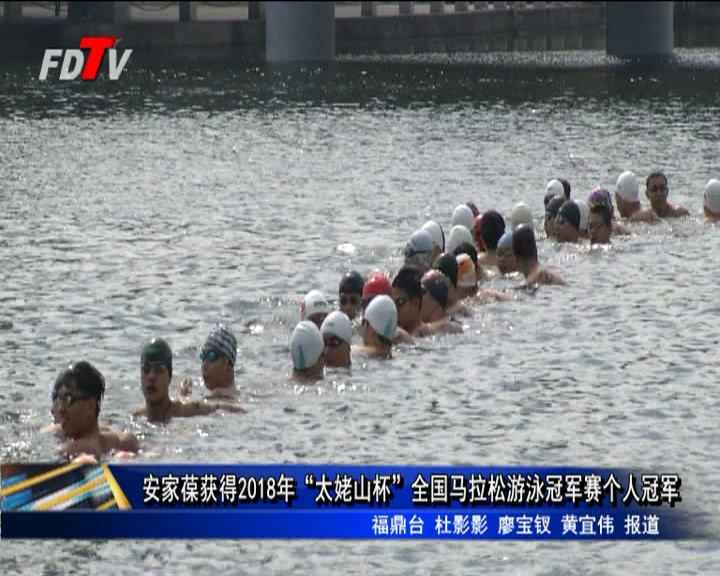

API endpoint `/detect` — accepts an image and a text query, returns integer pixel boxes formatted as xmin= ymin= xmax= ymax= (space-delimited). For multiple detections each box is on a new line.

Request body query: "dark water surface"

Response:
xmin=1 ymin=49 xmax=720 ymax=573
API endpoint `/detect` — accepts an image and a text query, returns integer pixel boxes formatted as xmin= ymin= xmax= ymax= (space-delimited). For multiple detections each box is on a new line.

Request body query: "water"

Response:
xmin=2 ymin=49 xmax=720 ymax=573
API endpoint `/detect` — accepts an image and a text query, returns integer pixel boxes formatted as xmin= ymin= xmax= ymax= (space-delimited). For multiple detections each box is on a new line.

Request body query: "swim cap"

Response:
xmin=204 ymin=324 xmax=237 ymax=366
xmin=446 ymin=225 xmax=474 ymax=254
xmin=557 ymin=200 xmax=581 ymax=230
xmin=362 ymin=272 xmax=392 ymax=301
xmin=497 ymin=230 xmax=513 ymax=256
xmin=510 ymin=202 xmax=533 ymax=231
xmin=480 ymin=210 xmax=506 ymax=250
xmin=339 ymin=271 xmax=364 ymax=295
xmin=421 ymin=270 xmax=449 ymax=309
xmin=300 ymin=290 xmax=331 ymax=321
xmin=432 ymin=253 xmax=459 ymax=288
xmin=512 ymin=224 xmax=537 ymax=261
xmin=546 ymin=196 xmax=564 ymax=219
xmin=704 ymin=179 xmax=720 ymax=213
xmin=559 ymin=178 xmax=571 ymax=198
xmin=576 ymin=199 xmax=589 ymax=231
xmin=546 ymin=179 xmax=564 ymax=201
xmin=466 ymin=201 xmax=480 ymax=218
xmin=616 ymin=171 xmax=639 ymax=203
xmin=422 ymin=220 xmax=445 ymax=252
xmin=363 ymin=295 xmax=398 ymax=341
xmin=588 ymin=187 xmax=614 ymax=218
xmin=290 ymin=321 xmax=325 ymax=372
xmin=141 ymin=337 xmax=172 ymax=377
xmin=451 ymin=204 xmax=475 ymax=232
xmin=321 ymin=311 xmax=353 ymax=345
xmin=404 ymin=229 xmax=434 ymax=269
xmin=456 ymin=253 xmax=477 ymax=288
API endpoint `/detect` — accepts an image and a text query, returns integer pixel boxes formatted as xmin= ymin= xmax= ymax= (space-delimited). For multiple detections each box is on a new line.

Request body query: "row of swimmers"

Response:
xmin=43 ymin=170 xmax=718 ymax=461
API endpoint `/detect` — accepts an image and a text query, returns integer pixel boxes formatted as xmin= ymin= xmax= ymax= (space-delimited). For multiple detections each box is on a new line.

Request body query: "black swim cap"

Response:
xmin=544 ymin=191 xmax=557 ymax=207
xmin=422 ymin=274 xmax=449 ymax=309
xmin=392 ymin=265 xmax=424 ymax=301
xmin=339 ymin=271 xmax=364 ymax=295
xmin=141 ymin=338 xmax=173 ymax=378
xmin=480 ymin=210 xmax=506 ymax=250
xmin=558 ymin=178 xmax=571 ymax=199
xmin=546 ymin=196 xmax=565 ymax=219
xmin=432 ymin=253 xmax=459 ymax=288
xmin=466 ymin=201 xmax=480 ymax=218
xmin=512 ymin=224 xmax=538 ymax=261
xmin=558 ymin=200 xmax=580 ymax=230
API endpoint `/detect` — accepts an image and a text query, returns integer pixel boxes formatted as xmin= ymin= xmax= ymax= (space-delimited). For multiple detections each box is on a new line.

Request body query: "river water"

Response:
xmin=1 ymin=48 xmax=720 ymax=573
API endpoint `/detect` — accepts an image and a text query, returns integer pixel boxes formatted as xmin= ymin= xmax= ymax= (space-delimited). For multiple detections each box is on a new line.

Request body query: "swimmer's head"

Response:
xmin=480 ymin=210 xmax=506 ymax=251
xmin=422 ymin=220 xmax=445 ymax=261
xmin=53 ymin=361 xmax=106 ymax=438
xmin=404 ymin=228 xmax=434 ymax=272
xmin=432 ymin=253 xmax=459 ymax=289
xmin=200 ymin=324 xmax=237 ymax=390
xmin=616 ymin=170 xmax=639 ymax=203
xmin=472 ymin=215 xmax=485 ymax=252
xmin=421 ymin=269 xmax=449 ymax=323
xmin=338 ymin=271 xmax=364 ymax=320
xmin=466 ymin=201 xmax=480 ymax=218
xmin=511 ymin=224 xmax=538 ymax=270
xmin=447 ymin=225 xmax=474 ymax=255
xmin=588 ymin=188 xmax=614 ymax=220
xmin=559 ymin=178 xmax=571 ymax=198
xmin=290 ymin=321 xmax=325 ymax=379
xmin=704 ymin=179 xmax=720 ymax=219
xmin=300 ymin=289 xmax=331 ymax=329
xmin=452 ymin=241 xmax=479 ymax=274
xmin=576 ymin=199 xmax=590 ymax=235
xmin=362 ymin=294 xmax=397 ymax=349
xmin=451 ymin=204 xmax=475 ymax=232
xmin=545 ymin=179 xmax=565 ymax=204
xmin=320 ymin=311 xmax=352 ymax=368
xmin=555 ymin=200 xmax=581 ymax=243
xmin=496 ymin=230 xmax=517 ymax=275
xmin=510 ymin=202 xmax=533 ymax=231
xmin=588 ymin=203 xmax=612 ymax=245
xmin=392 ymin=265 xmax=424 ymax=332
xmin=361 ymin=272 xmax=392 ymax=311
xmin=646 ymin=171 xmax=669 ymax=208
xmin=456 ymin=253 xmax=477 ymax=290
xmin=544 ymin=196 xmax=564 ymax=238
xmin=140 ymin=337 xmax=173 ymax=404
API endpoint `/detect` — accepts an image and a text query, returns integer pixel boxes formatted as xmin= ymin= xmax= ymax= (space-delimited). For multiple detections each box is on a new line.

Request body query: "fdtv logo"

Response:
xmin=39 ymin=36 xmax=133 ymax=81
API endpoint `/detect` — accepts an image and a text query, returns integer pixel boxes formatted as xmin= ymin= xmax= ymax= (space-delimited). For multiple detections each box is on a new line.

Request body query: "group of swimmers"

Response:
xmin=45 ymin=171 xmax=720 ymax=461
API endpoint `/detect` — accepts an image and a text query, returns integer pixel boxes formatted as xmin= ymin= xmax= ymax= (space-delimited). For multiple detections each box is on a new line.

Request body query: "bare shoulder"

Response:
xmin=103 ymin=429 xmax=140 ymax=453
xmin=674 ymin=204 xmax=690 ymax=217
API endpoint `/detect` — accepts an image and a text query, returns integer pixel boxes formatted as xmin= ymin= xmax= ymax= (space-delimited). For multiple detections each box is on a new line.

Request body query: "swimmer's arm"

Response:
xmin=477 ymin=288 xmax=512 ymax=302
xmin=117 ymin=432 xmax=140 ymax=453
xmin=393 ymin=327 xmax=414 ymax=345
xmin=40 ymin=423 xmax=62 ymax=435
xmin=177 ymin=400 xmax=246 ymax=416
xmin=132 ymin=407 xmax=147 ymax=418
xmin=178 ymin=378 xmax=193 ymax=402
xmin=675 ymin=205 xmax=690 ymax=217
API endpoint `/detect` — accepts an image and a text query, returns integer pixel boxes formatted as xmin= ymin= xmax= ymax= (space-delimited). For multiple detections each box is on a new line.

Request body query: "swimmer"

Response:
xmin=404 ymin=228 xmax=434 ymax=273
xmin=588 ymin=202 xmax=612 ymax=245
xmin=362 ymin=272 xmax=412 ymax=344
xmin=290 ymin=321 xmax=325 ymax=381
xmin=554 ymin=200 xmax=581 ymax=244
xmin=471 ymin=215 xmax=485 ymax=253
xmin=544 ymin=196 xmax=564 ymax=239
xmin=588 ymin=188 xmax=630 ymax=235
xmin=133 ymin=338 xmax=244 ymax=422
xmin=422 ymin=220 xmax=446 ymax=263
xmin=704 ymin=179 xmax=720 ymax=220
xmin=645 ymin=171 xmax=689 ymax=218
xmin=451 ymin=203 xmax=475 ymax=232
xmin=42 ymin=377 xmax=112 ymax=436
xmin=391 ymin=265 xmax=442 ymax=337
xmin=300 ymin=289 xmax=331 ymax=329
xmin=496 ymin=230 xmax=518 ymax=275
xmin=432 ymin=253 xmax=471 ymax=317
xmin=320 ymin=311 xmax=352 ymax=368
xmin=615 ymin=171 xmax=658 ymax=222
xmin=357 ymin=295 xmax=398 ymax=359
xmin=576 ymin=200 xmax=589 ymax=238
xmin=510 ymin=202 xmax=533 ymax=232
xmin=338 ymin=271 xmax=364 ymax=321
xmin=452 ymin=241 xmax=486 ymax=283
xmin=544 ymin=179 xmax=567 ymax=206
xmin=421 ymin=270 xmax=463 ymax=333
xmin=453 ymin=243 xmax=509 ymax=301
xmin=180 ymin=324 xmax=239 ymax=401
xmin=446 ymin=224 xmax=474 ymax=256
xmin=53 ymin=361 xmax=139 ymax=459
xmin=512 ymin=225 xmax=566 ymax=286
xmin=477 ymin=210 xmax=506 ymax=269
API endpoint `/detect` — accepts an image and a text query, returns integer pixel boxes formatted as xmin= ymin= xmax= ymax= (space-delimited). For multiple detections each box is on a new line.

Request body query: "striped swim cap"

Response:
xmin=203 ymin=324 xmax=237 ymax=366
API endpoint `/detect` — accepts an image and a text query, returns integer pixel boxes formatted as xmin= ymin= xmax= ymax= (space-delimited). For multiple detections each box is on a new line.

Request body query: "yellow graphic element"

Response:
xmin=97 ymin=498 xmax=117 ymax=510
xmin=33 ymin=474 xmax=106 ymax=510
xmin=102 ymin=464 xmax=132 ymax=510
xmin=1 ymin=462 xmax=81 ymax=497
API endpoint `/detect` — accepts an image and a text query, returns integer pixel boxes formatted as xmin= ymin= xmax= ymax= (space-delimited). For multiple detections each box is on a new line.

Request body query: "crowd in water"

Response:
xmin=44 ymin=171 xmax=720 ymax=462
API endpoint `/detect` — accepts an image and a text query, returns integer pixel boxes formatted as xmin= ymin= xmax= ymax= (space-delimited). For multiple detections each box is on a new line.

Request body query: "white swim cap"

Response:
xmin=456 ymin=253 xmax=477 ymax=288
xmin=320 ymin=311 xmax=353 ymax=345
xmin=704 ymin=179 xmax=720 ymax=213
xmin=510 ymin=202 xmax=533 ymax=231
xmin=576 ymin=199 xmax=589 ymax=231
xmin=363 ymin=295 xmax=397 ymax=341
xmin=546 ymin=179 xmax=564 ymax=199
xmin=451 ymin=204 xmax=475 ymax=232
xmin=422 ymin=220 xmax=445 ymax=252
xmin=446 ymin=225 xmax=474 ymax=254
xmin=616 ymin=170 xmax=639 ymax=203
xmin=300 ymin=290 xmax=331 ymax=321
xmin=404 ymin=228 xmax=434 ymax=269
xmin=290 ymin=321 xmax=324 ymax=371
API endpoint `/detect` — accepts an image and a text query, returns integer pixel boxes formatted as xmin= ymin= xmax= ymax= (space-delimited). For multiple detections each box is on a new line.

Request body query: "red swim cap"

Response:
xmin=362 ymin=273 xmax=392 ymax=300
xmin=472 ymin=216 xmax=486 ymax=251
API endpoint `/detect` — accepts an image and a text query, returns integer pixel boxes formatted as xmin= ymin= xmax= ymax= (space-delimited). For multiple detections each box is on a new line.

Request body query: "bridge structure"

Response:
xmin=0 ymin=2 xmax=715 ymax=63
